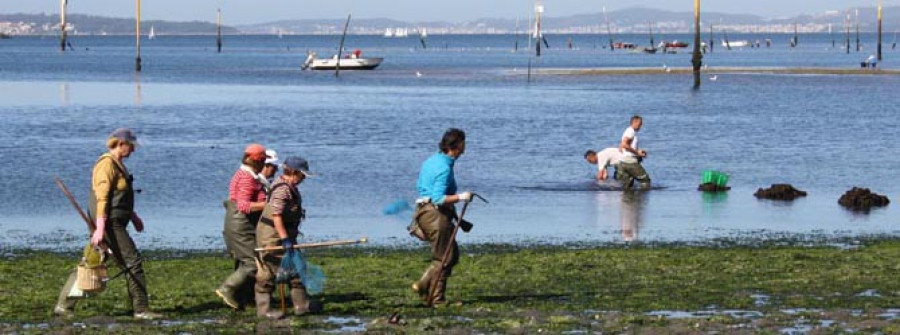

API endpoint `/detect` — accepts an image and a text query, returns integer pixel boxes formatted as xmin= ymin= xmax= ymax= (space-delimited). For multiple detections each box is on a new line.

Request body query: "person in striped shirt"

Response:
xmin=216 ymin=143 xmax=268 ymax=309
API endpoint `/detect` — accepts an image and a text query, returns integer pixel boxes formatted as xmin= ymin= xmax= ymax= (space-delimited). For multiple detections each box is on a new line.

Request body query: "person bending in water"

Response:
xmin=583 ymin=148 xmax=622 ymax=181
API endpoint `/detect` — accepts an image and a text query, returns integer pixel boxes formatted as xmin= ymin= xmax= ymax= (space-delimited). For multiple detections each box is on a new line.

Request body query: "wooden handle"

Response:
xmin=255 ymin=237 xmax=367 ymax=252
xmin=54 ymin=177 xmax=96 ymax=233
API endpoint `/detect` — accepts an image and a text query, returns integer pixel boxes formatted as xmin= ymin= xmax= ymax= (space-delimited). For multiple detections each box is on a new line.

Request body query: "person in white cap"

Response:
xmin=260 ymin=149 xmax=280 ymax=191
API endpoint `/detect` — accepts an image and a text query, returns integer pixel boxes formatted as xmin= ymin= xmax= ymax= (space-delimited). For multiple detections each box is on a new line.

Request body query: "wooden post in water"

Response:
xmin=846 ymin=11 xmax=851 ymax=54
xmin=335 ymin=14 xmax=351 ymax=77
xmin=535 ymin=2 xmax=543 ymax=57
xmin=708 ymin=23 xmax=713 ymax=53
xmin=877 ymin=1 xmax=882 ymax=61
xmin=135 ymin=0 xmax=142 ymax=72
xmin=855 ymin=9 xmax=860 ymax=52
xmin=216 ymin=8 xmax=223 ymax=53
xmin=59 ymin=0 xmax=67 ymax=52
xmin=691 ymin=0 xmax=702 ymax=89
xmin=829 ymin=23 xmax=835 ymax=48
xmin=514 ymin=16 xmax=519 ymax=52
xmin=792 ymin=20 xmax=798 ymax=47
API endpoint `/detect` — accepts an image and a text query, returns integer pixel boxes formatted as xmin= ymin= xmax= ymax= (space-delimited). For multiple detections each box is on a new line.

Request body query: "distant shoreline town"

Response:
xmin=1 ymin=7 xmax=898 ymax=36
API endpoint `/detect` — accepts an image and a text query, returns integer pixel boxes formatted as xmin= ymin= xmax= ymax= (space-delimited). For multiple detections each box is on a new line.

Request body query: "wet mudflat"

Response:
xmin=2 ymin=239 xmax=899 ymax=333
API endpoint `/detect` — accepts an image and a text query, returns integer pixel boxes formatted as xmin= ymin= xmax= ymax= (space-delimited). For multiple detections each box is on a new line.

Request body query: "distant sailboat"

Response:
xmin=148 ymin=25 xmax=155 ymax=39
xmin=420 ymin=27 xmax=427 ymax=39
xmin=383 ymin=28 xmax=393 ymax=38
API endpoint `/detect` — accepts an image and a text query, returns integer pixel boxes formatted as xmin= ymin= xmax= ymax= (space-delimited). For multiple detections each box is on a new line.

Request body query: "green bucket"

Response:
xmin=701 ymin=170 xmax=716 ymax=184
xmin=715 ymin=173 xmax=730 ymax=187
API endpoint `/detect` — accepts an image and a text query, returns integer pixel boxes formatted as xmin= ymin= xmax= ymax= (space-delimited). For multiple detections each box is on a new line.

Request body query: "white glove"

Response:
xmin=457 ymin=192 xmax=473 ymax=203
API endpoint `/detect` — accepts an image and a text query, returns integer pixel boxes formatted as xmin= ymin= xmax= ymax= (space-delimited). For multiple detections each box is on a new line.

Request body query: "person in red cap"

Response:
xmin=216 ymin=143 xmax=269 ymax=309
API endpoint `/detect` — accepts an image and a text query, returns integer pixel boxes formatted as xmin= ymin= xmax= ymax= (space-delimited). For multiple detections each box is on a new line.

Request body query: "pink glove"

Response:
xmin=131 ymin=212 xmax=144 ymax=233
xmin=91 ymin=217 xmax=107 ymax=246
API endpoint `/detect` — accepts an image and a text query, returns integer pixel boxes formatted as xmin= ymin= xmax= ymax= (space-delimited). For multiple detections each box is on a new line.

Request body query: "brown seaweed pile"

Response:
xmin=838 ymin=187 xmax=890 ymax=212
xmin=698 ymin=183 xmax=730 ymax=192
xmin=754 ymin=184 xmax=807 ymax=200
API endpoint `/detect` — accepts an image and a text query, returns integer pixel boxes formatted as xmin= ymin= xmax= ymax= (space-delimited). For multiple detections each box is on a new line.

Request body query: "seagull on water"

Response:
xmin=709 ymin=75 xmax=718 ymax=82
xmin=415 ymin=71 xmax=423 ymax=78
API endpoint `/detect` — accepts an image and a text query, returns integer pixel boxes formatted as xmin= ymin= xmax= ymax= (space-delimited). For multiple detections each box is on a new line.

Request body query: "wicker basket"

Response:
xmin=77 ymin=264 xmax=108 ymax=293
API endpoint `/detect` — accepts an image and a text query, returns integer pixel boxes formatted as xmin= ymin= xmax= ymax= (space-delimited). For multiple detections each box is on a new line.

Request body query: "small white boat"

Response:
xmin=302 ymin=51 xmax=383 ymax=70
xmin=722 ymin=40 xmax=749 ymax=48
xmin=148 ymin=26 xmax=155 ymax=39
xmin=383 ymin=28 xmax=393 ymax=38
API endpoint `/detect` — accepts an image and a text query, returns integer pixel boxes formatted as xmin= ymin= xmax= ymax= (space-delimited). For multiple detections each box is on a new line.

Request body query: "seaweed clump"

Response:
xmin=838 ymin=187 xmax=890 ymax=212
xmin=754 ymin=184 xmax=807 ymax=200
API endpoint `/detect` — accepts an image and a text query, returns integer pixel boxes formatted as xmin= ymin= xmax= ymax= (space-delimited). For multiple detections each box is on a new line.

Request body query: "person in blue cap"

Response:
xmin=410 ymin=128 xmax=473 ymax=306
xmin=54 ymin=128 xmax=162 ymax=320
xmin=254 ymin=156 xmax=322 ymax=319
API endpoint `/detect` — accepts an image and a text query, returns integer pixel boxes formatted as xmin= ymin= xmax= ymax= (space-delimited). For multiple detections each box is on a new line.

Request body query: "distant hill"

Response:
xmin=239 ymin=6 xmax=900 ymax=35
xmin=0 ymin=13 xmax=238 ymax=35
xmin=2 ymin=7 xmax=898 ymax=36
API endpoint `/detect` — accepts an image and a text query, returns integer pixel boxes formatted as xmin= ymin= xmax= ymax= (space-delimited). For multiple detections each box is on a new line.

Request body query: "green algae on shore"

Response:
xmin=1 ymin=240 xmax=899 ymax=333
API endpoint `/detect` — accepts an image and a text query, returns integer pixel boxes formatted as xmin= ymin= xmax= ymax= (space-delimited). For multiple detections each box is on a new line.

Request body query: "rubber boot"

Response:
xmin=290 ymin=286 xmax=321 ymax=316
xmin=54 ymin=272 xmax=79 ymax=318
xmin=411 ymin=265 xmax=436 ymax=301
xmin=430 ymin=277 xmax=448 ymax=307
xmin=255 ymin=292 xmax=283 ymax=320
xmin=216 ymin=269 xmax=248 ymax=309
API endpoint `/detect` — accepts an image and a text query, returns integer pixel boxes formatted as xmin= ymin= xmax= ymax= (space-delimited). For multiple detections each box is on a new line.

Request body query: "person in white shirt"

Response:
xmin=618 ymin=115 xmax=651 ymax=189
xmin=583 ymin=148 xmax=622 ymax=181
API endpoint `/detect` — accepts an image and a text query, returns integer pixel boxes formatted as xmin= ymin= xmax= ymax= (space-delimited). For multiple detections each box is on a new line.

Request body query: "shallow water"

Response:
xmin=0 ymin=34 xmax=897 ymax=250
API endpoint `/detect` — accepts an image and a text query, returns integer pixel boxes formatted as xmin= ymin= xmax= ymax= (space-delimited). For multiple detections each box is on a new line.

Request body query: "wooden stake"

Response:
xmin=877 ymin=1 xmax=882 ymax=61
xmin=135 ymin=0 xmax=142 ymax=72
xmin=691 ymin=0 xmax=702 ymax=89
xmin=217 ymin=8 xmax=223 ymax=53
xmin=60 ymin=0 xmax=67 ymax=52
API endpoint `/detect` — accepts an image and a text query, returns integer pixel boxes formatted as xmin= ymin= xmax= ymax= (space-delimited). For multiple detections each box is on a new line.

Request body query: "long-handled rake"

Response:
xmin=426 ymin=194 xmax=488 ymax=307
xmin=255 ymin=237 xmax=368 ymax=313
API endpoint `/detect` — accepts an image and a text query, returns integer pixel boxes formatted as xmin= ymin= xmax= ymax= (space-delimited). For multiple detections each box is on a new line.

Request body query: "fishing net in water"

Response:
xmin=276 ymin=250 xmax=326 ymax=294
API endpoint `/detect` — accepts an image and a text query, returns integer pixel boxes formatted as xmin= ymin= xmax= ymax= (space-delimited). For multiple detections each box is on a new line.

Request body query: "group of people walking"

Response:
xmin=53 ymin=127 xmax=477 ymax=319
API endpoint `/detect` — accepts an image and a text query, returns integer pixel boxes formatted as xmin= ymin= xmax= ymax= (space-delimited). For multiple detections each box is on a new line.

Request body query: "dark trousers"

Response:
xmin=57 ymin=218 xmax=149 ymax=312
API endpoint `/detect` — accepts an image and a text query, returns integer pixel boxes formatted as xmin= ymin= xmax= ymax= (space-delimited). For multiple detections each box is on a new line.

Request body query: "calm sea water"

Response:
xmin=1 ymin=34 xmax=897 ymax=250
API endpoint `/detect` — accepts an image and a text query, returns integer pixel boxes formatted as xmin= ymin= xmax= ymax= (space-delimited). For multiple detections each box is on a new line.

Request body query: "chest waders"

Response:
xmin=56 ymin=155 xmax=150 ymax=314
xmin=256 ymin=181 xmax=321 ymax=318
xmin=253 ymin=182 xmax=317 ymax=317
xmin=217 ymin=191 xmax=263 ymax=309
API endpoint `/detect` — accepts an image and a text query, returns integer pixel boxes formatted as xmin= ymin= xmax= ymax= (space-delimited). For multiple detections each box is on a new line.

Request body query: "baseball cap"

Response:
xmin=283 ymin=156 xmax=314 ymax=177
xmin=265 ymin=149 xmax=279 ymax=165
xmin=244 ymin=143 xmax=266 ymax=161
xmin=109 ymin=128 xmax=138 ymax=145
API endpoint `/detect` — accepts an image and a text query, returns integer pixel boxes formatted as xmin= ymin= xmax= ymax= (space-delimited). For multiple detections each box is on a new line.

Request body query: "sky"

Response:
xmin=2 ymin=1 xmax=897 ymax=25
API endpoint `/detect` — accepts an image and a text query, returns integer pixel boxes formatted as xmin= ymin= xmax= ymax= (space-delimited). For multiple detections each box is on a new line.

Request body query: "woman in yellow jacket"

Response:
xmin=54 ymin=128 xmax=162 ymax=320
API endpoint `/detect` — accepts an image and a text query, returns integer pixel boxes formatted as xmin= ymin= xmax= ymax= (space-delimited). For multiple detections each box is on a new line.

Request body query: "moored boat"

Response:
xmin=302 ymin=50 xmax=383 ymax=70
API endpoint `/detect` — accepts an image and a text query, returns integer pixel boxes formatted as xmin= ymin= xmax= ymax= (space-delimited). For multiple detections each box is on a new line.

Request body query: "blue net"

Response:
xmin=382 ymin=199 xmax=411 ymax=215
xmin=277 ymin=250 xmax=326 ymax=295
